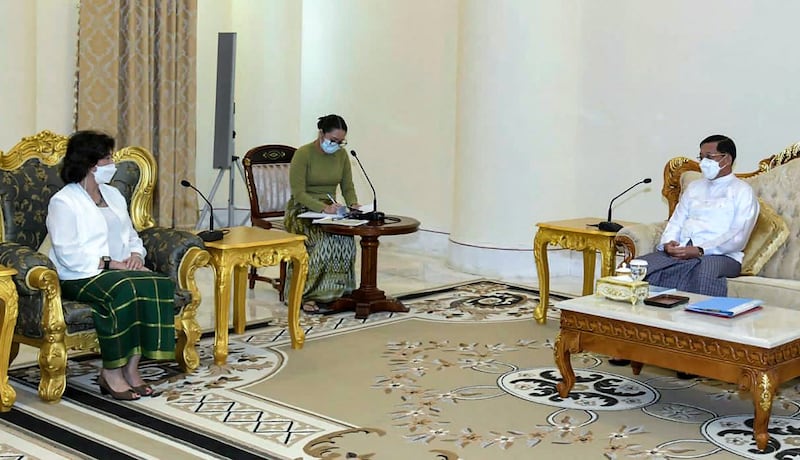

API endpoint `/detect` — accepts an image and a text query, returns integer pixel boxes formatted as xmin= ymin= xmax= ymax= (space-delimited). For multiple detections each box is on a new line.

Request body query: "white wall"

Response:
xmin=298 ymin=0 xmax=458 ymax=233
xmin=0 ymin=0 xmax=76 ymax=149
xmin=2 ymin=0 xmax=799 ymax=279
xmin=574 ymin=0 xmax=800 ymax=225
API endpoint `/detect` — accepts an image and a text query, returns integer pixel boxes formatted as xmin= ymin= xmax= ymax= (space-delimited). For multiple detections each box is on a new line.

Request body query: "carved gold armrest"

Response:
xmin=25 ymin=266 xmax=69 ymax=402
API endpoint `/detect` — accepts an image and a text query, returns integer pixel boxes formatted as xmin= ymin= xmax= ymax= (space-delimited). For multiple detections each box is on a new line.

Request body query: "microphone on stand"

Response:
xmin=349 ymin=150 xmax=385 ymax=223
xmin=181 ymin=180 xmax=224 ymax=242
xmin=597 ymin=178 xmax=652 ymax=232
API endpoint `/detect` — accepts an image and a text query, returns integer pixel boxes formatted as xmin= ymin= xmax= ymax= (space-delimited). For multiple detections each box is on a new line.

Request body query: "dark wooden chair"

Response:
xmin=242 ymin=144 xmax=296 ymax=300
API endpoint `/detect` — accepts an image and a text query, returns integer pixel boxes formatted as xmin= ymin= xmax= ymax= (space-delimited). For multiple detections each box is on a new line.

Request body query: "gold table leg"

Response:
xmin=532 ymin=229 xmax=550 ymax=324
xmin=286 ymin=247 xmax=308 ymax=349
xmin=581 ymin=250 xmax=595 ymax=296
xmin=212 ymin=260 xmax=232 ymax=366
xmin=211 ymin=241 xmax=309 ymax=365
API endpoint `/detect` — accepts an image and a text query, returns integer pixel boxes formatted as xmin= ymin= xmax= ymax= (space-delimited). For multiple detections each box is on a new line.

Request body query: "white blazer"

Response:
xmin=46 ymin=183 xmax=146 ymax=280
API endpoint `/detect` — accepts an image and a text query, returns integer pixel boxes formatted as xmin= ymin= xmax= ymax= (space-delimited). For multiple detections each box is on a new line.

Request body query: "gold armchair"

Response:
xmin=0 ymin=131 xmax=210 ymax=403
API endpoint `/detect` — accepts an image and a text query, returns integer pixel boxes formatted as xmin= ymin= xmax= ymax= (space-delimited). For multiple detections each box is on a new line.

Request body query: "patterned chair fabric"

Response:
xmin=242 ymin=145 xmax=296 ymax=297
xmin=0 ymin=131 xmax=211 ymax=403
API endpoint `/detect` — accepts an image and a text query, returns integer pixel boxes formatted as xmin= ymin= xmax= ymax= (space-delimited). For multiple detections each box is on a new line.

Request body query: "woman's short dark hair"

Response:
xmin=700 ymin=134 xmax=736 ymax=161
xmin=317 ymin=114 xmax=348 ymax=133
xmin=60 ymin=130 xmax=115 ymax=184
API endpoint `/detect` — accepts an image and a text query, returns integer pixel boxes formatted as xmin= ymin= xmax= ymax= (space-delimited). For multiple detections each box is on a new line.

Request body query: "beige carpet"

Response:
xmin=5 ymin=281 xmax=800 ymax=459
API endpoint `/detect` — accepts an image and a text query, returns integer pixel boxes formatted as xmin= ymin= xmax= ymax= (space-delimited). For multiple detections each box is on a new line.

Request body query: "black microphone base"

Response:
xmin=348 ymin=211 xmax=386 ymax=224
xmin=598 ymin=221 xmax=624 ymax=233
xmin=198 ymin=229 xmax=224 ymax=242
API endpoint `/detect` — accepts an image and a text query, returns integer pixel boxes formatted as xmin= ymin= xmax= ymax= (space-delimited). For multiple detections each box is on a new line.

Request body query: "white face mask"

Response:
xmin=699 ymin=158 xmax=722 ymax=180
xmin=93 ymin=163 xmax=117 ymax=184
xmin=320 ymin=138 xmax=340 ymax=154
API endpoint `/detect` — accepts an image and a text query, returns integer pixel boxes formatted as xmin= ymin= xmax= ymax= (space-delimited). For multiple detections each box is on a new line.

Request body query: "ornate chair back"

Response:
xmin=242 ymin=144 xmax=296 ymax=297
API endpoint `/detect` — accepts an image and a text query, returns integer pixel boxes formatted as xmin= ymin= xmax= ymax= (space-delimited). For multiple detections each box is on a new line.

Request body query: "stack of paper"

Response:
xmin=684 ymin=297 xmax=763 ymax=317
xmin=311 ymin=217 xmax=368 ymax=226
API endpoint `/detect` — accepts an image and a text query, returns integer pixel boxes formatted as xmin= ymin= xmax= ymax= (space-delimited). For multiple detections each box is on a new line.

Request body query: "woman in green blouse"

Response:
xmin=284 ymin=114 xmax=360 ymax=313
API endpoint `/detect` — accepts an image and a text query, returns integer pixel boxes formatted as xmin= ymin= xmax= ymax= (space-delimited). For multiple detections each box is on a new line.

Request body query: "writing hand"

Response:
xmin=323 ymin=203 xmax=342 ymax=214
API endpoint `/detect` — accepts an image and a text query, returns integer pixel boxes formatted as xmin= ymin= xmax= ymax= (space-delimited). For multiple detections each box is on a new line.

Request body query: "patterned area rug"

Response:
xmin=4 ymin=280 xmax=800 ymax=459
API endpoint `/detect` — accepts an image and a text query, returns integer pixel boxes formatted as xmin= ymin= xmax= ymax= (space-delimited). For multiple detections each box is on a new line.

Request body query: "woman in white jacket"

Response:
xmin=46 ymin=131 xmax=175 ymax=401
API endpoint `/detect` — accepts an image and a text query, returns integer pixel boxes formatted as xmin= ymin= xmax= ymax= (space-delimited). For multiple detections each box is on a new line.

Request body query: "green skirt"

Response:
xmin=61 ymin=270 xmax=176 ymax=369
xmin=283 ymin=198 xmax=356 ymax=303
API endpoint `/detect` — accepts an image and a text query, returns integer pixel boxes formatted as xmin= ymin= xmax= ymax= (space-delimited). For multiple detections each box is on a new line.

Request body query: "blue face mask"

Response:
xmin=321 ymin=138 xmax=340 ymax=154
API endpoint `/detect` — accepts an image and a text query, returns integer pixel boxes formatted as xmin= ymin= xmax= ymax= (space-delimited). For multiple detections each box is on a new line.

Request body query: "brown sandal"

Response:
xmin=302 ymin=301 xmax=321 ymax=314
xmin=98 ymin=375 xmax=140 ymax=401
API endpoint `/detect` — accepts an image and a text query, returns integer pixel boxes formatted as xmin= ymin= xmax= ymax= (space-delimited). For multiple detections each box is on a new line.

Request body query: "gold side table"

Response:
xmin=0 ymin=265 xmax=19 ymax=412
xmin=533 ymin=217 xmax=633 ymax=324
xmin=204 ymin=227 xmax=308 ymax=365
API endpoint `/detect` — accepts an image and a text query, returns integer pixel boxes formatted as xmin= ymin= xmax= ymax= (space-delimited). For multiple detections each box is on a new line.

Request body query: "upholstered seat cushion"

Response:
xmin=727 ymin=276 xmax=800 ymax=308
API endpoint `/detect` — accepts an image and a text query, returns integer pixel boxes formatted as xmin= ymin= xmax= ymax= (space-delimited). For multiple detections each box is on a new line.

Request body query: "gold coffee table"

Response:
xmin=0 ymin=265 xmax=19 ymax=412
xmin=204 ymin=227 xmax=308 ymax=365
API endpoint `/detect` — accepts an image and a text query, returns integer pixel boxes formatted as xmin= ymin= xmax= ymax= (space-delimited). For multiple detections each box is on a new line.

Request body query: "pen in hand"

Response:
xmin=326 ymin=193 xmax=338 ymax=205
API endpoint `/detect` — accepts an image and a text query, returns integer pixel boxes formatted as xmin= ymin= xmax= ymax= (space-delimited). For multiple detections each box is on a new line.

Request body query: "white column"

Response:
xmin=448 ymin=1 xmax=581 ymax=279
xmin=0 ymin=1 xmax=36 ymax=148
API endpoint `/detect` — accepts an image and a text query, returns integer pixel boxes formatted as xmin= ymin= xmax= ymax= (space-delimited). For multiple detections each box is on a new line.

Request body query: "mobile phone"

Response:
xmin=644 ymin=294 xmax=690 ymax=308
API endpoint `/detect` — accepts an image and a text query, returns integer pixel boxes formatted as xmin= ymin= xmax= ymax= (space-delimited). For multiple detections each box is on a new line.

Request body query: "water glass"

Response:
xmin=629 ymin=259 xmax=648 ymax=282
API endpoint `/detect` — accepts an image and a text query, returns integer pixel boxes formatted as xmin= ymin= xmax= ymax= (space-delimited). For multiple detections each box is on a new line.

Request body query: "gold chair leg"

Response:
xmin=38 ymin=339 xmax=67 ymax=403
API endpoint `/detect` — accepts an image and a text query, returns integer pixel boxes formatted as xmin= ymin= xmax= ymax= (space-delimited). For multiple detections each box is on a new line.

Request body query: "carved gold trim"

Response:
xmin=662 ymin=156 xmax=699 ymax=216
xmin=760 ymin=141 xmax=800 ymax=172
xmin=0 ymin=131 xmax=69 ymax=241
xmin=113 ymin=146 xmax=157 ymax=230
xmin=175 ymin=246 xmax=211 ymax=371
xmin=0 ymin=130 xmax=69 ymax=169
xmin=560 ymin=310 xmax=800 ymax=366
xmin=759 ymin=373 xmax=773 ymax=412
xmin=0 ymin=266 xmax=19 ymax=411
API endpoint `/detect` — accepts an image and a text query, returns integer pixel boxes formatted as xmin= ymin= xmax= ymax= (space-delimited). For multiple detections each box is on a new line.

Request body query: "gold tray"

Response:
xmin=595 ymin=276 xmax=649 ymax=305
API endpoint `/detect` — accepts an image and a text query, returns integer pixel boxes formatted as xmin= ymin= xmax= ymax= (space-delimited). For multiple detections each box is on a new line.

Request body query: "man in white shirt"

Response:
xmin=640 ymin=135 xmax=759 ymax=297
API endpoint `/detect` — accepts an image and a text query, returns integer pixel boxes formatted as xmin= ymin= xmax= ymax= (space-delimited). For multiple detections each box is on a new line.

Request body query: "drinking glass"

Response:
xmin=629 ymin=259 xmax=648 ymax=282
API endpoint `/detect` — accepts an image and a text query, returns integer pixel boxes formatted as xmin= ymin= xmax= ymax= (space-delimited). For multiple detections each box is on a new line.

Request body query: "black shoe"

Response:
xmin=608 ymin=359 xmax=631 ymax=366
xmin=676 ymin=371 xmax=698 ymax=380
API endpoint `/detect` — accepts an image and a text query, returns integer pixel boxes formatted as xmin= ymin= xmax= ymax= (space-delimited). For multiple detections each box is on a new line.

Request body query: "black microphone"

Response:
xmin=597 ymin=178 xmax=652 ymax=232
xmin=181 ymin=180 xmax=224 ymax=242
xmin=349 ymin=150 xmax=385 ymax=223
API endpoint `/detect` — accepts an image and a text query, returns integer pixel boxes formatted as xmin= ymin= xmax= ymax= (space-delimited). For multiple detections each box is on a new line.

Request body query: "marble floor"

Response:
xmin=10 ymin=245 xmax=583 ymax=368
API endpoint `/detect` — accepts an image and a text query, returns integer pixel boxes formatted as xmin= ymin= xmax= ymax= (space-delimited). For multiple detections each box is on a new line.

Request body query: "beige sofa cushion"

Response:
xmin=744 ymin=159 xmax=800 ymax=280
xmin=727 ymin=276 xmax=800 ymax=308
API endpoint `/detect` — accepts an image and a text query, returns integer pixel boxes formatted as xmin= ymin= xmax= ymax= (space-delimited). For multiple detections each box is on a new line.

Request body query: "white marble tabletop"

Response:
xmin=556 ymin=293 xmax=800 ymax=349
